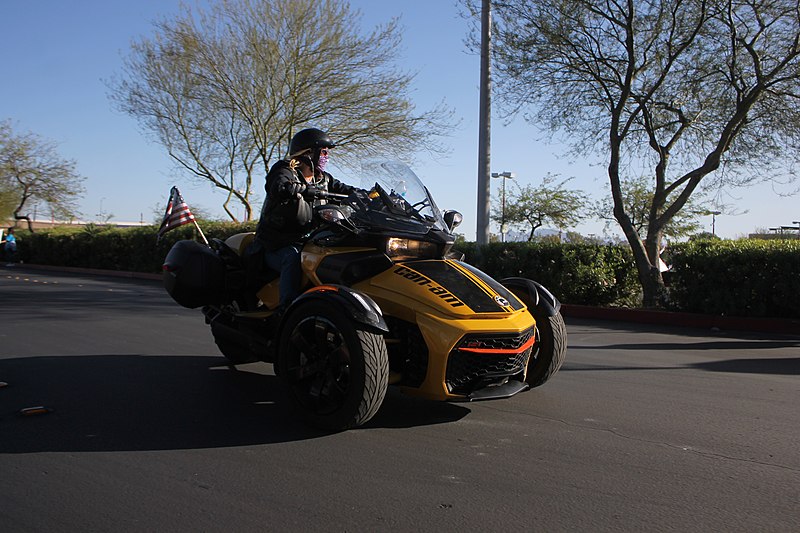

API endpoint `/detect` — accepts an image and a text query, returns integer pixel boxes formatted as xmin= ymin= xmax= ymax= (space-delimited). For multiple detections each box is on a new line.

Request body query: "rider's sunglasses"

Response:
xmin=319 ymin=148 xmax=331 ymax=156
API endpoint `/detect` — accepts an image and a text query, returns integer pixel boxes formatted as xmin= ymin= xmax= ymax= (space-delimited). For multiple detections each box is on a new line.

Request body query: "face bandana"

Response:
xmin=316 ymin=151 xmax=329 ymax=173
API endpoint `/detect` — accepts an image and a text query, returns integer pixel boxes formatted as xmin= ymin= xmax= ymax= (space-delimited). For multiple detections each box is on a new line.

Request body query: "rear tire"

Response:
xmin=212 ymin=335 xmax=259 ymax=365
xmin=277 ymin=300 xmax=389 ymax=431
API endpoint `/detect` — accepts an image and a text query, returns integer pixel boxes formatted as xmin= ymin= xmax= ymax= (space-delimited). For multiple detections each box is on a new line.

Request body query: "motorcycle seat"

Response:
xmin=240 ymin=237 xmax=279 ymax=289
xmin=210 ymin=235 xmax=278 ymax=298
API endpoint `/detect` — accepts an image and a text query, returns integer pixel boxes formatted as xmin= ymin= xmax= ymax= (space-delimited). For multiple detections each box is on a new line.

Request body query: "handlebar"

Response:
xmin=303 ymin=186 xmax=349 ymax=201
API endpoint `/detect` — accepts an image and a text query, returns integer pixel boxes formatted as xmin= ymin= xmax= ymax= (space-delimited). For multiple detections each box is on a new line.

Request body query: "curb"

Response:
xmin=561 ymin=304 xmax=799 ymax=336
xmin=9 ymin=263 xmax=161 ymax=281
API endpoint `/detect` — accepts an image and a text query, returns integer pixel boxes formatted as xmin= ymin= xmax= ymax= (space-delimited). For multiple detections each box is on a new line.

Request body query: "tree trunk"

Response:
xmin=617 ymin=213 xmax=666 ymax=308
xmin=638 ymin=257 xmax=666 ymax=308
xmin=609 ymin=130 xmax=667 ymax=308
xmin=13 ymin=212 xmax=33 ymax=233
xmin=12 ymin=188 xmax=34 ymax=232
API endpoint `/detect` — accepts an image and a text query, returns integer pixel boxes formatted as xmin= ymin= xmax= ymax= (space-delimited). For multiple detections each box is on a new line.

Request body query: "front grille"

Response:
xmin=446 ymin=329 xmax=534 ymax=394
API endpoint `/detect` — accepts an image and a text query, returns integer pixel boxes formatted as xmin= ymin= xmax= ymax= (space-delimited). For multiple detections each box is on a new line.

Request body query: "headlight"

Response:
xmin=385 ymin=238 xmax=439 ymax=261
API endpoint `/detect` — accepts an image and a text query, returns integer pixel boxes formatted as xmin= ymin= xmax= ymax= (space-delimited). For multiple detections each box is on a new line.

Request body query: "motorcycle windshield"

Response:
xmin=350 ymin=160 xmax=447 ymax=235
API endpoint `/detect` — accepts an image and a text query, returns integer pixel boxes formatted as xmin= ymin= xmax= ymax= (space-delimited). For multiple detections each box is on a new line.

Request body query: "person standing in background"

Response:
xmin=1 ymin=228 xmax=18 ymax=266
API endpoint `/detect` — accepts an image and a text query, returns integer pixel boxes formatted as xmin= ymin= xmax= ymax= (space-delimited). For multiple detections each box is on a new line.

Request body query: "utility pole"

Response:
xmin=476 ymin=0 xmax=492 ymax=245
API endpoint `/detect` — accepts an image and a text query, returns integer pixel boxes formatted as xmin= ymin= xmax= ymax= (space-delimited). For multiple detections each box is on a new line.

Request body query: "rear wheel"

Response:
xmin=207 ymin=303 xmax=262 ymax=365
xmin=212 ymin=334 xmax=259 ymax=365
xmin=277 ymin=300 xmax=389 ymax=431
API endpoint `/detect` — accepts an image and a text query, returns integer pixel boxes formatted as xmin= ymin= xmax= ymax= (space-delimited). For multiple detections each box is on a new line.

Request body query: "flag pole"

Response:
xmin=193 ymin=219 xmax=209 ymax=246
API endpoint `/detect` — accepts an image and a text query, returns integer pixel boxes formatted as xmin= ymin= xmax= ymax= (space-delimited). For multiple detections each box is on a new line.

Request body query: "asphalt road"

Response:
xmin=1 ymin=267 xmax=798 ymax=532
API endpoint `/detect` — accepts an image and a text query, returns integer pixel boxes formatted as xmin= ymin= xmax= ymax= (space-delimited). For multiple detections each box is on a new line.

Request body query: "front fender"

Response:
xmin=289 ymin=284 xmax=389 ymax=334
xmin=500 ymin=277 xmax=561 ymax=317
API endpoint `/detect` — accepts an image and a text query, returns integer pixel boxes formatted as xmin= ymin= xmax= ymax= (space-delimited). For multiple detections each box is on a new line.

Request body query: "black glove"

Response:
xmin=302 ymin=185 xmax=322 ymax=201
xmin=282 ymin=180 xmax=307 ymax=198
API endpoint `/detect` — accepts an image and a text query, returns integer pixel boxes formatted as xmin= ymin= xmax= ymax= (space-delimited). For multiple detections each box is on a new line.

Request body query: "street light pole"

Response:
xmin=492 ymin=171 xmax=515 ymax=242
xmin=709 ymin=210 xmax=721 ymax=236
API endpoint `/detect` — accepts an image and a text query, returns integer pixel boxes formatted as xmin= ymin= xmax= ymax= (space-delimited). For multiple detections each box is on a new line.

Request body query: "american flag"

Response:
xmin=157 ymin=186 xmax=196 ymax=242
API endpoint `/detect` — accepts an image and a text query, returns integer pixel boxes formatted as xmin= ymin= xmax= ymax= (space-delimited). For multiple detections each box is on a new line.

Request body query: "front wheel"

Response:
xmin=277 ymin=300 xmax=389 ymax=431
xmin=526 ymin=310 xmax=567 ymax=387
xmin=503 ymin=280 xmax=567 ymax=387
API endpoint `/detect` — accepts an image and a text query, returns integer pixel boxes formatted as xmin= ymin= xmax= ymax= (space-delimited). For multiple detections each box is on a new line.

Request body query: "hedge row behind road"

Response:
xmin=668 ymin=239 xmax=800 ymax=318
xmin=11 ymin=224 xmax=800 ymax=319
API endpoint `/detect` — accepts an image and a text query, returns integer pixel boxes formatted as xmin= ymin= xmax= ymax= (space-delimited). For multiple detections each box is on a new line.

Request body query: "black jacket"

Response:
xmin=255 ymin=159 xmax=355 ymax=251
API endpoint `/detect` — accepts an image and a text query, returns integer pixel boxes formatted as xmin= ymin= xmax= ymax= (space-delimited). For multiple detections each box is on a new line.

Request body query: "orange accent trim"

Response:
xmin=305 ymin=285 xmax=340 ymax=293
xmin=457 ymin=335 xmax=535 ymax=354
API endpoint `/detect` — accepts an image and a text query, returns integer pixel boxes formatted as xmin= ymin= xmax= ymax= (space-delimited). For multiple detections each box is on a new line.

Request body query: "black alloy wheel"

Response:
xmin=277 ymin=300 xmax=388 ymax=431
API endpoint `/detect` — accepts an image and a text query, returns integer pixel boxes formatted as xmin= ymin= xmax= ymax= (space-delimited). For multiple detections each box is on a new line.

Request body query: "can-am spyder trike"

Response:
xmin=163 ymin=161 xmax=567 ymax=430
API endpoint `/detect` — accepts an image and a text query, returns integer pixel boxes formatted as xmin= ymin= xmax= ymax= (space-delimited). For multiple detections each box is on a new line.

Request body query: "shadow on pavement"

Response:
xmin=692 ymin=357 xmax=800 ymax=375
xmin=574 ymin=340 xmax=800 ymax=351
xmin=561 ymin=357 xmax=800 ymax=376
xmin=0 ymin=354 xmax=469 ymax=453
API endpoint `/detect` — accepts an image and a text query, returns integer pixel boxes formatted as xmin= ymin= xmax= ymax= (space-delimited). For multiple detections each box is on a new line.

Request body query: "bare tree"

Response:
xmin=108 ymin=0 xmax=452 ymax=222
xmin=496 ymin=174 xmax=588 ymax=240
xmin=470 ymin=0 xmax=800 ymax=306
xmin=0 ymin=120 xmax=86 ymax=231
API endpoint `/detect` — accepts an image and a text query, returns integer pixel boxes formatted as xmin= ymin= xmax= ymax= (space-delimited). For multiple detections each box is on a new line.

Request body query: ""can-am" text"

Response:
xmin=393 ymin=266 xmax=465 ymax=308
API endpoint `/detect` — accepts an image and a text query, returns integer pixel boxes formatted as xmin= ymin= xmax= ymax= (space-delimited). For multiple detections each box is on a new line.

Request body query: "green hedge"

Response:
xmin=10 ymin=224 xmax=800 ymax=318
xmin=457 ymin=241 xmax=641 ymax=308
xmin=667 ymin=239 xmax=800 ymax=318
xmin=17 ymin=221 xmax=257 ymax=274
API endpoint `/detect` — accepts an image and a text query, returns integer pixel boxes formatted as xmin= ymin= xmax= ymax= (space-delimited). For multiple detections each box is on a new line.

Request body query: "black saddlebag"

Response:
xmin=163 ymin=240 xmax=226 ymax=308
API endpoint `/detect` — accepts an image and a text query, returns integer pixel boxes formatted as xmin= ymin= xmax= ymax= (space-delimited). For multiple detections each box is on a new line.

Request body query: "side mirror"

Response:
xmin=443 ymin=210 xmax=463 ymax=231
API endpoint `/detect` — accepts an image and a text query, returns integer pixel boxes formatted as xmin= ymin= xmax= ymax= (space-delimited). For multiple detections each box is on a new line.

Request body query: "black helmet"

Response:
xmin=289 ymin=128 xmax=336 ymax=157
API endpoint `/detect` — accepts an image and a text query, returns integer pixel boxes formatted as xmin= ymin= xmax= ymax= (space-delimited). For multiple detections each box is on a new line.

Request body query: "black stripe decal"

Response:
xmin=396 ymin=261 xmax=517 ymax=313
xmin=451 ymin=261 xmax=526 ymax=311
xmin=446 ymin=260 xmax=515 ymax=312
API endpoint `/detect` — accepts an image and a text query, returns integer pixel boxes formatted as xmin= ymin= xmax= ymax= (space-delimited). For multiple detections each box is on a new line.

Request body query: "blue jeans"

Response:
xmin=263 ymin=244 xmax=302 ymax=308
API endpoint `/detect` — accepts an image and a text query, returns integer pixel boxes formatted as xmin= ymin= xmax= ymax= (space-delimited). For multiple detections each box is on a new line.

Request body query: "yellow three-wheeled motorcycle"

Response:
xmin=163 ymin=161 xmax=566 ymax=431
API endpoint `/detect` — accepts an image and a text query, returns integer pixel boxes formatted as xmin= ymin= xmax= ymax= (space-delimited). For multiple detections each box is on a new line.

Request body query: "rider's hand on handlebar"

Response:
xmin=282 ymin=180 xmax=307 ymax=198
xmin=302 ymin=185 xmax=324 ymax=201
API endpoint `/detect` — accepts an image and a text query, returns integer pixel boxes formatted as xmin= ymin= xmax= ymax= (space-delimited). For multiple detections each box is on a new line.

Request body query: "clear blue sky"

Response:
xmin=1 ymin=0 xmax=797 ymax=240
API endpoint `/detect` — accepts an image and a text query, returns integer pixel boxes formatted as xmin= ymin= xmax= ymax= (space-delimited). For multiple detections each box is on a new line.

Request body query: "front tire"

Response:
xmin=277 ymin=300 xmax=389 ymax=431
xmin=526 ymin=310 xmax=567 ymax=387
xmin=503 ymin=282 xmax=567 ymax=387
